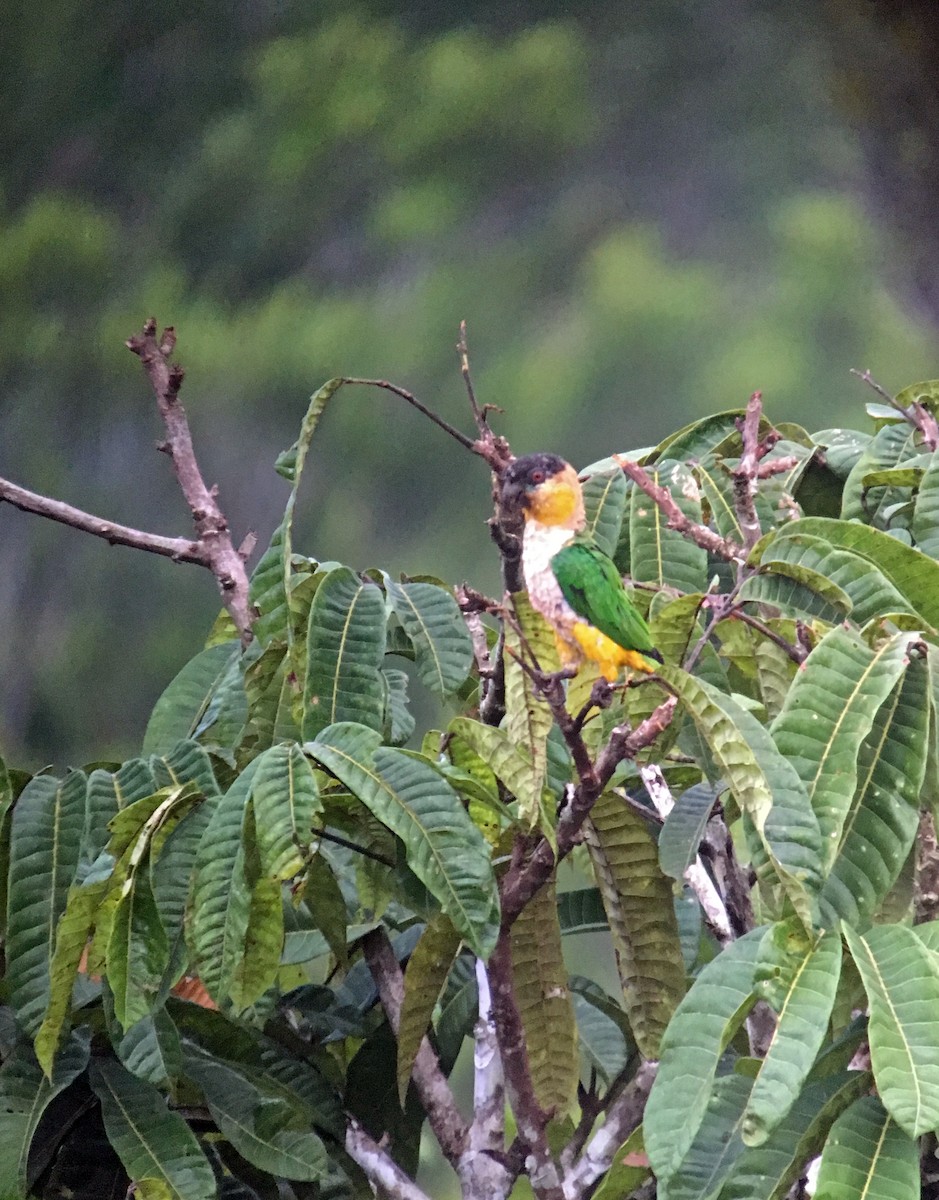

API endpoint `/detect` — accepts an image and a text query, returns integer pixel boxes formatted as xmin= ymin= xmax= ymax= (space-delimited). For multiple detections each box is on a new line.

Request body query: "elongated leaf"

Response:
xmin=109 ymin=865 xmax=171 ymax=1031
xmin=644 ymin=928 xmax=764 ymax=1186
xmin=302 ymin=567 xmax=386 ymax=739
xmin=143 ymin=643 xmax=240 ymax=756
xmin=841 ymin=422 xmax=918 ymax=524
xmin=658 ymin=783 xmax=717 ymax=879
xmin=570 ymin=979 xmax=629 ymax=1084
xmin=742 ymin=922 xmax=842 ymax=1146
xmin=385 ymin=579 xmax=473 ymax=697
xmin=585 ymin=792 xmax=685 ymax=1058
xmin=251 ymin=743 xmax=321 ymax=880
xmin=118 ymin=1011 xmax=183 ymax=1085
xmin=771 ymin=627 xmax=917 ymax=873
xmin=0 ymin=1030 xmax=90 ymax=1194
xmin=396 ymin=914 xmax=462 ymax=1104
xmin=582 ymin=466 xmax=628 ymax=557
xmin=448 ymin=716 xmax=540 ymax=823
xmin=35 ymin=874 xmax=111 ymax=1072
xmin=230 ymin=874 xmax=283 ymax=1010
xmin=557 ymin=887 xmax=609 ymax=935
xmin=182 ymin=1042 xmax=342 ymax=1184
xmin=90 ymin=1057 xmax=215 ymax=1200
xmin=666 ymin=1073 xmax=751 ymax=1200
xmin=630 ymin=460 xmax=708 ymax=594
xmin=82 ymin=760 xmax=157 ymax=878
xmin=737 ymin=570 xmax=846 ymax=624
xmin=382 ymin=667 xmax=415 ymax=745
xmin=306 ymin=724 xmax=499 ymax=957
xmin=188 ymin=763 xmax=259 ymax=1004
xmin=753 ymin=530 xmax=915 ymax=626
xmin=504 ymin=593 xmax=558 ymax=829
xmin=250 ymin=378 xmax=344 ymax=644
xmin=720 ymin=1071 xmax=870 ymax=1200
xmin=7 ymin=772 xmax=86 ymax=1032
xmin=660 ymin=666 xmax=821 ymax=923
xmin=780 ymin=516 xmax=939 ymax=631
xmin=843 ymin=922 xmax=939 ymax=1137
xmin=813 ymin=1095 xmax=918 ymax=1200
xmin=510 ymin=875 xmax=578 ymax=1116
xmin=912 ymin=448 xmax=939 ymax=558
xmin=151 ymin=740 xmax=220 ymax=799
xmin=820 ymin=658 xmax=927 ymax=927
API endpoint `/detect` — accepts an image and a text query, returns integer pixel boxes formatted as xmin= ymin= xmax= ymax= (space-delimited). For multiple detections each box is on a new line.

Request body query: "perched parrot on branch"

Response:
xmin=500 ymin=453 xmax=663 ymax=682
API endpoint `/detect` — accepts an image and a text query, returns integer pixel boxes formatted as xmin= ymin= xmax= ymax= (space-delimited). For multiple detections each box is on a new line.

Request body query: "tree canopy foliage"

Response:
xmin=4 ymin=329 xmax=939 ymax=1197
xmin=3 ymin=0 xmax=939 ymax=765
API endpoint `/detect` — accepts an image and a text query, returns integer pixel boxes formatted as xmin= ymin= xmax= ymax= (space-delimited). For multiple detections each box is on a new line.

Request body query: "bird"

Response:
xmin=500 ymin=452 xmax=663 ymax=682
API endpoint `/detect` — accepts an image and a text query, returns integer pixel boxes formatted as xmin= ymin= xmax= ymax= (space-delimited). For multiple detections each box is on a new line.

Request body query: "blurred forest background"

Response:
xmin=3 ymin=0 xmax=939 ymax=769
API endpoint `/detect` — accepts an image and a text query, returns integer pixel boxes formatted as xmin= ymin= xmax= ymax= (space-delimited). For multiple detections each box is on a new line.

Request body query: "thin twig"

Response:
xmin=615 ymin=457 xmax=744 ymax=562
xmin=851 ymin=367 xmax=939 ymax=451
xmin=0 ymin=477 xmax=203 ymax=564
xmin=732 ymin=608 xmax=807 ymax=664
xmin=732 ymin=392 xmax=771 ymax=551
xmin=343 ymin=376 xmax=477 ymax=452
xmin=361 ymin=928 xmax=469 ymax=1166
xmin=309 ymin=825 xmax=395 ymax=867
xmin=127 ymin=319 xmax=254 ymax=641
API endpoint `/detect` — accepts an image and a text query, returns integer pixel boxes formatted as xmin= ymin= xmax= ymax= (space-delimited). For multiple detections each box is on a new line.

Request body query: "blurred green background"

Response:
xmin=2 ymin=0 xmax=938 ymax=768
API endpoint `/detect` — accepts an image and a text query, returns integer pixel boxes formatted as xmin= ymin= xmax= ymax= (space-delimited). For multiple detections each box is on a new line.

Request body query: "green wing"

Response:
xmin=552 ymin=538 xmax=659 ymax=657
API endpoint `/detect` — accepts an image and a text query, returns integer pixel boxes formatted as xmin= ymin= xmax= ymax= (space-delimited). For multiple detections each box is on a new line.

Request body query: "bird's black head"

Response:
xmin=500 ymin=453 xmax=569 ymax=512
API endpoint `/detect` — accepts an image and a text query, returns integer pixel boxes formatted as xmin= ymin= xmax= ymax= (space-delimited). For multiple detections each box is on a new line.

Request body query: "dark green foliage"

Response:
xmin=7 ymin=380 xmax=939 ymax=1199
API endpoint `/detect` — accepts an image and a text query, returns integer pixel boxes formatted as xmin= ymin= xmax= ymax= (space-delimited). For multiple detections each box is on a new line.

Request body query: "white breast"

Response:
xmin=522 ymin=522 xmax=579 ymax=634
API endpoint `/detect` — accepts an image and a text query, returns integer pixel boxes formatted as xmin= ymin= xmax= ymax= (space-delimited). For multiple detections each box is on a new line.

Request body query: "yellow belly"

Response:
xmin=556 ymin=622 xmax=656 ymax=682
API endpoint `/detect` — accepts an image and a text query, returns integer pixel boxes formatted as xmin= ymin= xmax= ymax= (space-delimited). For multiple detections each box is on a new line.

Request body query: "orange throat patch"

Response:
xmin=524 ymin=465 xmax=586 ymax=528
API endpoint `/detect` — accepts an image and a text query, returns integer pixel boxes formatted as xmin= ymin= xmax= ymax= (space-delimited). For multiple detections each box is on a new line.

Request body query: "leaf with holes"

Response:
xmin=630 ymin=460 xmax=708 ymax=594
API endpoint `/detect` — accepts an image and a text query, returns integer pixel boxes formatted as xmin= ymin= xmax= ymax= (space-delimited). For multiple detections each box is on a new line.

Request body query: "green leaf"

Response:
xmin=812 ymin=428 xmax=871 ymax=479
xmin=0 ymin=1030 xmax=90 ymax=1194
xmin=751 ymin=530 xmax=915 ymax=626
xmin=780 ymin=516 xmax=939 ymax=631
xmin=382 ymin=667 xmax=415 ymax=745
xmin=396 ymin=913 xmax=462 ymax=1105
xmin=306 ymin=724 xmax=499 ymax=957
xmin=108 ymin=865 xmax=170 ymax=1031
xmin=771 ymin=627 xmax=918 ymax=874
xmin=843 ymin=922 xmax=939 ymax=1137
xmin=911 ymin=448 xmax=939 ymax=559
xmin=385 ymin=579 xmax=473 ymax=696
xmin=143 ymin=643 xmax=241 ymax=756
xmin=7 ymin=772 xmax=86 ymax=1032
xmin=89 ymin=1057 xmax=215 ymax=1200
xmin=510 ymin=875 xmax=578 ymax=1116
xmin=302 ymin=567 xmax=387 ymax=740
xmin=585 ymin=792 xmax=685 ymax=1058
xmin=742 ymin=921 xmax=842 ymax=1146
xmin=82 ymin=760 xmax=157 ymax=877
xmin=250 ymin=378 xmax=344 ymax=644
xmin=658 ymin=783 xmax=717 ymax=880
xmin=660 ymin=667 xmax=821 ymax=924
xmin=813 ymin=1095 xmax=918 ymax=1200
xmin=181 ymin=1042 xmax=343 ymax=1184
xmin=570 ymin=978 xmax=629 ymax=1085
xmin=118 ymin=1011 xmax=183 ymax=1086
xmin=230 ymin=874 xmax=283 ymax=1010
xmin=252 ymin=743 xmax=322 ymax=880
xmin=630 ymin=460 xmax=708 ymax=594
xmin=820 ymin=658 xmax=927 ymax=926
xmin=720 ymin=1071 xmax=870 ymax=1200
xmin=504 ymin=593 xmax=559 ymax=829
xmin=582 ymin=466 xmax=628 ymax=557
xmin=151 ymin=740 xmax=220 ymax=798
xmin=448 ymin=716 xmax=542 ymax=823
xmin=841 ymin=422 xmax=919 ymax=524
xmin=188 ymin=763 xmax=259 ymax=1005
xmin=666 ymin=1072 xmax=751 ymax=1200
xmin=651 ymin=410 xmax=750 ymax=464
xmin=557 ymin=887 xmax=609 ymax=935
xmin=644 ymin=928 xmax=764 ymax=1186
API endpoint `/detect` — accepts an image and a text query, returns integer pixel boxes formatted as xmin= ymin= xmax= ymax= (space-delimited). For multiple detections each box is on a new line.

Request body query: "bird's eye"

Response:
xmin=530 ymin=469 xmax=545 ymax=484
